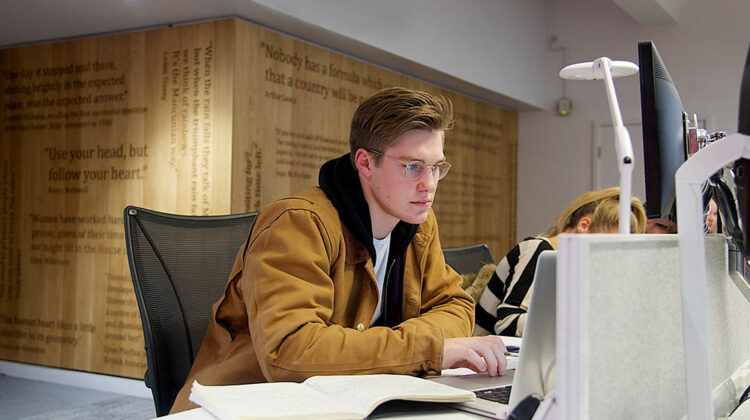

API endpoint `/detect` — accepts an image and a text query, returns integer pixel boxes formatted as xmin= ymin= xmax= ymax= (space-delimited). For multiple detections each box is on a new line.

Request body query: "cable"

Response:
xmin=543 ymin=356 xmax=557 ymax=394
xmin=729 ymin=383 xmax=750 ymax=416
xmin=549 ymin=35 xmax=568 ymax=98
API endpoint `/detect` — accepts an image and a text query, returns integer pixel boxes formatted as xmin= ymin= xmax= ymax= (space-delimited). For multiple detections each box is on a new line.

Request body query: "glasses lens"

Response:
xmin=405 ymin=162 xmax=425 ymax=179
xmin=435 ymin=162 xmax=451 ymax=180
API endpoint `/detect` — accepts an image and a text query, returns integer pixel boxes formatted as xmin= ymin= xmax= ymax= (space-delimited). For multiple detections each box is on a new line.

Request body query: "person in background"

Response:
xmin=474 ymin=187 xmax=647 ymax=336
xmin=642 ymin=201 xmax=677 ymax=233
xmin=170 ymin=87 xmax=508 ymax=413
xmin=646 ymin=218 xmax=676 ymax=234
xmin=705 ymin=197 xmax=718 ymax=233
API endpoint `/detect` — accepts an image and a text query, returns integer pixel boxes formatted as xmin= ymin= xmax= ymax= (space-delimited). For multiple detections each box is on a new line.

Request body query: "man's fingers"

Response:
xmin=482 ymin=349 xmax=499 ymax=377
xmin=442 ymin=336 xmax=509 ymax=376
xmin=465 ymin=349 xmax=487 ymax=373
xmin=472 ymin=336 xmax=506 ymax=376
xmin=489 ymin=341 xmax=508 ymax=376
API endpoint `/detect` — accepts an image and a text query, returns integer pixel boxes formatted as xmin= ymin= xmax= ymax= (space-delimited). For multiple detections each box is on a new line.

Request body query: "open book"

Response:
xmin=189 ymin=374 xmax=476 ymax=420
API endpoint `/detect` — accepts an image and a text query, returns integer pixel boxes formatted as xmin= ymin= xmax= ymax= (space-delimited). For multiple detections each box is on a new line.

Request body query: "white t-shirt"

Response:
xmin=370 ymin=232 xmax=392 ymax=325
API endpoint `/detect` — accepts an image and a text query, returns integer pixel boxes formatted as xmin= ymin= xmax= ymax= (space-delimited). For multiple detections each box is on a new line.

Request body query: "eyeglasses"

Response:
xmin=367 ymin=149 xmax=451 ymax=181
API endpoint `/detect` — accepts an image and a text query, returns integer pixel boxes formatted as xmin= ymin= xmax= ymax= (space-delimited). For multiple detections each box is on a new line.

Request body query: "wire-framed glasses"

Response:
xmin=367 ymin=149 xmax=452 ymax=181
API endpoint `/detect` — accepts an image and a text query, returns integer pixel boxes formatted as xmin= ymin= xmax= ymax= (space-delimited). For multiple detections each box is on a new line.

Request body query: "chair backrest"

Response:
xmin=123 ymin=206 xmax=257 ymax=416
xmin=442 ymin=243 xmax=495 ymax=275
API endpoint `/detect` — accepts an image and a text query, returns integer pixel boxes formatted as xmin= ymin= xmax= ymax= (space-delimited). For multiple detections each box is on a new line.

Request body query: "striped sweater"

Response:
xmin=475 ymin=237 xmax=553 ymax=336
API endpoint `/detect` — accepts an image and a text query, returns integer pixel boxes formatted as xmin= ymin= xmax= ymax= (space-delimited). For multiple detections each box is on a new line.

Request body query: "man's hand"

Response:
xmin=442 ymin=336 xmax=508 ymax=376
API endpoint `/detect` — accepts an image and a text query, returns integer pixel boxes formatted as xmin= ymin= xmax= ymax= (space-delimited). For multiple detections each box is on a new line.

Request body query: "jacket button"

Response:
xmin=356 ymin=323 xmax=365 ymax=331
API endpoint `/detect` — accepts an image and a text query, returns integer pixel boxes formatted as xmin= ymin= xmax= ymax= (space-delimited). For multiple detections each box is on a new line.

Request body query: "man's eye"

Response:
xmin=406 ymin=163 xmax=422 ymax=171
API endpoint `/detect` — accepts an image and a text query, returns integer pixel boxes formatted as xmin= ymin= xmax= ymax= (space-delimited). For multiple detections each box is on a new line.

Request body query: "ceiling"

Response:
xmin=0 ymin=0 xmax=683 ymax=48
xmin=0 ymin=0 xmax=681 ymax=109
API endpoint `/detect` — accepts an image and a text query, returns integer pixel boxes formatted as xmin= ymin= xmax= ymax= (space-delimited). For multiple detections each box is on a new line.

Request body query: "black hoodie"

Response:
xmin=318 ymin=154 xmax=419 ymax=327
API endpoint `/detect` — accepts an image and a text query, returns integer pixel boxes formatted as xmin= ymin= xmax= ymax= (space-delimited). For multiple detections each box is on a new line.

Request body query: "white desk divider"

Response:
xmin=557 ymin=234 xmax=750 ymax=419
xmin=675 ymin=132 xmax=750 ymax=419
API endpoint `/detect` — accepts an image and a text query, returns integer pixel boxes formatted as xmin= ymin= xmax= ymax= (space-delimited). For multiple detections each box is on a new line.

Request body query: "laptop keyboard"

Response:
xmin=474 ymin=385 xmax=512 ymax=404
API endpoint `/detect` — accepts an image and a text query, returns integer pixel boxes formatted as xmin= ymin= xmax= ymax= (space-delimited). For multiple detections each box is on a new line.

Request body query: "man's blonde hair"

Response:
xmin=548 ymin=187 xmax=647 ymax=235
xmin=349 ymin=87 xmax=454 ymax=166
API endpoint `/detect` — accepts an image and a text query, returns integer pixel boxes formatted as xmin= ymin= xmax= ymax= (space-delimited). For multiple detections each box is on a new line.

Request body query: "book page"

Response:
xmin=190 ymin=381 xmax=362 ymax=420
xmin=303 ymin=374 xmax=475 ymax=417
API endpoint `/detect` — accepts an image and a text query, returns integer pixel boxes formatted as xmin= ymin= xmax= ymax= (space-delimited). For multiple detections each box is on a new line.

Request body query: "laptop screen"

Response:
xmin=507 ymin=250 xmax=557 ymax=408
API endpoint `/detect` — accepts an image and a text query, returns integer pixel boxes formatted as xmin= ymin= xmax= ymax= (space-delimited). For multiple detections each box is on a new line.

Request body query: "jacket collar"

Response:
xmin=318 ymin=153 xmax=418 ymax=265
xmin=341 ymin=224 xmax=369 ymax=264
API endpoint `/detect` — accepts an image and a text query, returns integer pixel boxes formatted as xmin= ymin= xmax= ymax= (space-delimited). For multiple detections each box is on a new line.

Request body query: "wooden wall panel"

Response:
xmin=229 ymin=20 xmax=518 ymax=256
xmin=0 ymin=20 xmax=235 ymax=377
xmin=0 ymin=18 xmax=517 ymax=379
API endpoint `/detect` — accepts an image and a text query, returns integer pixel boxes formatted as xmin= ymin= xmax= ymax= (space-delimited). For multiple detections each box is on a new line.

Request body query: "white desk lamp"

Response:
xmin=560 ymin=58 xmax=639 ymax=233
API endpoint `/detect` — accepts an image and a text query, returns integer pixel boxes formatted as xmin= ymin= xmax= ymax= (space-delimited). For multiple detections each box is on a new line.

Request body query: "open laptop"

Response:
xmin=429 ymin=250 xmax=558 ymax=419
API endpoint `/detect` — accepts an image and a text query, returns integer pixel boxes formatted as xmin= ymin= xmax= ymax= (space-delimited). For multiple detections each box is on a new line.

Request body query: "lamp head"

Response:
xmin=559 ymin=57 xmax=638 ymax=80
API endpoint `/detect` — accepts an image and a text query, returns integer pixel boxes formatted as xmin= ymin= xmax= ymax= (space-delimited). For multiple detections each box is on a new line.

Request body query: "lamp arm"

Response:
xmin=598 ymin=57 xmax=635 ymax=234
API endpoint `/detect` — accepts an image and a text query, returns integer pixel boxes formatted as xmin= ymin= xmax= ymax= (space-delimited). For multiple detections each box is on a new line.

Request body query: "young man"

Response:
xmin=171 ymin=87 xmax=508 ymax=413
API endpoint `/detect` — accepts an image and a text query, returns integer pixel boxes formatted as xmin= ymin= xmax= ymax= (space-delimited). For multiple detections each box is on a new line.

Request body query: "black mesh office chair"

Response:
xmin=442 ymin=244 xmax=495 ymax=275
xmin=123 ymin=206 xmax=257 ymax=416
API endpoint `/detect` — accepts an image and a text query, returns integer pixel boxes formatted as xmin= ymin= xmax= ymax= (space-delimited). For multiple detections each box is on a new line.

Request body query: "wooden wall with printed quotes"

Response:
xmin=230 ymin=20 xmax=517 ymax=257
xmin=0 ymin=18 xmax=517 ymax=379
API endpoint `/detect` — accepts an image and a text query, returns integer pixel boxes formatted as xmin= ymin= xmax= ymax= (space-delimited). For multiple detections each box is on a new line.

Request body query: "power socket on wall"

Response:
xmin=557 ymin=97 xmax=572 ymax=116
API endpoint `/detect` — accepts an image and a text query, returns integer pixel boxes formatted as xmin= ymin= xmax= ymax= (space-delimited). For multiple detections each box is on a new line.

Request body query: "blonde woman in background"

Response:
xmin=475 ymin=187 xmax=647 ymax=336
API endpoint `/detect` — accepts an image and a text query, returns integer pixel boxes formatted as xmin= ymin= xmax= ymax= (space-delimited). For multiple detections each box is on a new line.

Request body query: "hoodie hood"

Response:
xmin=318 ymin=153 xmax=418 ymax=265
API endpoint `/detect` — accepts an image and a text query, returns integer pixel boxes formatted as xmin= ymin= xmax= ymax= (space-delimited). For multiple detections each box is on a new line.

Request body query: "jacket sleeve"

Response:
xmin=242 ymin=206 xmax=449 ymax=382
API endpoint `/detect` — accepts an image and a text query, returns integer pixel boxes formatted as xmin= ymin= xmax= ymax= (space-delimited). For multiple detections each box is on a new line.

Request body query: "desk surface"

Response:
xmin=157 ymin=337 xmax=522 ymax=420
xmin=156 ymin=370 xmax=515 ymax=420
xmin=161 ymin=403 xmax=491 ymax=419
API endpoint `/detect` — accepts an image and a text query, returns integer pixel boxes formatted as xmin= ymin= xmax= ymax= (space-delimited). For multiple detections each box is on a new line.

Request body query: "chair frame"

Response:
xmin=442 ymin=243 xmax=495 ymax=275
xmin=123 ymin=205 xmax=257 ymax=416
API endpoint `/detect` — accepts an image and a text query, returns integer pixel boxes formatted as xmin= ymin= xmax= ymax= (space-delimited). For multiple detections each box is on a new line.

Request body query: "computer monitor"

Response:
xmin=638 ymin=41 xmax=688 ymax=225
xmin=702 ymin=42 xmax=750 ymax=257
xmin=739 ymin=42 xmax=750 ymax=137
xmin=699 ymin=43 xmax=750 ymax=248
xmin=732 ymin=42 xmax=750 ymax=257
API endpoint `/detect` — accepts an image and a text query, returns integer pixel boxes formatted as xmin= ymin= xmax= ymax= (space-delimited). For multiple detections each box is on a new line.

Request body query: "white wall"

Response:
xmin=517 ymin=0 xmax=750 ymax=240
xmin=0 ymin=0 xmax=547 ymax=111
xmin=251 ymin=0 xmax=547 ymax=110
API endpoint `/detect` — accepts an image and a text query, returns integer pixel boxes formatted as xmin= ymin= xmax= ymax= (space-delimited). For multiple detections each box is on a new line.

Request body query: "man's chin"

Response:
xmin=403 ymin=211 xmax=430 ymax=225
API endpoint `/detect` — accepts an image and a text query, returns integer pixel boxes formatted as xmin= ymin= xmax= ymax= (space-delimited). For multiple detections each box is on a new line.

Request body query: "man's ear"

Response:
xmin=354 ymin=148 xmax=373 ymax=177
xmin=576 ymin=216 xmax=592 ymax=233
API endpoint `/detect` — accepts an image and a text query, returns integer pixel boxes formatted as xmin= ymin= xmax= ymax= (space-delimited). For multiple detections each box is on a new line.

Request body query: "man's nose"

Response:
xmin=418 ymin=169 xmax=438 ymax=192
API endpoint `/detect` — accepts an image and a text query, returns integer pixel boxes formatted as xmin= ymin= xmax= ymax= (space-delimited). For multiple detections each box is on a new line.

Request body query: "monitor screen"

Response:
xmin=739 ymin=42 xmax=750 ymax=136
xmin=733 ymin=42 xmax=750 ymax=256
xmin=638 ymin=41 xmax=688 ymax=224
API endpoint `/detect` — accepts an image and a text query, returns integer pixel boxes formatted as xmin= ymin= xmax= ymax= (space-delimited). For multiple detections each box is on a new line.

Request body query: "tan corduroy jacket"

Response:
xmin=170 ymin=187 xmax=474 ymax=413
